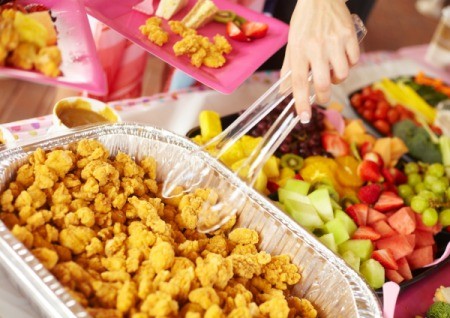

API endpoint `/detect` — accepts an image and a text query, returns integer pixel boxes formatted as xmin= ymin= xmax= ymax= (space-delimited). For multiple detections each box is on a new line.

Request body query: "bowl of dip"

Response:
xmin=51 ymin=97 xmax=121 ymax=132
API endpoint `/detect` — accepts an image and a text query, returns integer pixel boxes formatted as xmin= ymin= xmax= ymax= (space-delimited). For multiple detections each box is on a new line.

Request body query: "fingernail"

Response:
xmin=300 ymin=111 xmax=311 ymax=124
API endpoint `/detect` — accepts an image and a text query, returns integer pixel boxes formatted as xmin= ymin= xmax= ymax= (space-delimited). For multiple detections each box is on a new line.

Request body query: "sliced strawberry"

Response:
xmin=345 ymin=203 xmax=369 ymax=226
xmin=414 ymin=230 xmax=435 ymax=247
xmin=386 ymin=269 xmax=405 ymax=284
xmin=241 ymin=21 xmax=269 ymax=39
xmin=363 ymin=152 xmax=384 ymax=167
xmin=373 ymin=191 xmax=404 ymax=212
xmin=352 ymin=225 xmax=381 ymax=241
xmin=381 ymin=168 xmax=395 ymax=184
xmin=372 ymin=249 xmax=398 ymax=270
xmin=360 ymin=141 xmax=373 ymax=157
xmin=267 ymin=180 xmax=279 ymax=193
xmin=24 ymin=3 xmax=49 ymax=12
xmin=372 ymin=220 xmax=397 ymax=238
xmin=387 ymin=207 xmax=416 ymax=235
xmin=397 ymin=257 xmax=413 ymax=280
xmin=321 ymin=132 xmax=350 ymax=158
xmin=382 ymin=182 xmax=398 ymax=195
xmin=226 ymin=21 xmax=248 ymax=42
xmin=367 ymin=208 xmax=386 ymax=225
xmin=358 ymin=184 xmax=382 ymax=205
xmin=357 ymin=160 xmax=383 ymax=183
xmin=389 ymin=167 xmax=407 ymax=185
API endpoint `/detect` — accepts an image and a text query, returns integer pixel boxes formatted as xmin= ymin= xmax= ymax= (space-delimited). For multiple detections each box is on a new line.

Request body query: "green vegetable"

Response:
xmin=439 ymin=135 xmax=450 ymax=178
xmin=392 ymin=120 xmax=442 ymax=163
xmin=426 ymin=301 xmax=450 ymax=318
xmin=404 ymin=79 xmax=448 ymax=107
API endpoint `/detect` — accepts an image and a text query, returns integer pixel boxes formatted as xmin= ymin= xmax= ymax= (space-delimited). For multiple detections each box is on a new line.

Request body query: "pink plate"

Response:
xmin=0 ymin=0 xmax=107 ymax=95
xmin=82 ymin=0 xmax=289 ymax=94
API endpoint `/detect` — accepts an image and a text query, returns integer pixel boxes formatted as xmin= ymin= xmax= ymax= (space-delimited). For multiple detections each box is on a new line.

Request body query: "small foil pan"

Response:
xmin=0 ymin=123 xmax=382 ymax=317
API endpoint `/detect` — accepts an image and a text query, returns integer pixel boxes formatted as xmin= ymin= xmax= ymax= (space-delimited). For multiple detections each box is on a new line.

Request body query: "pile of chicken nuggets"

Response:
xmin=0 ymin=139 xmax=317 ymax=318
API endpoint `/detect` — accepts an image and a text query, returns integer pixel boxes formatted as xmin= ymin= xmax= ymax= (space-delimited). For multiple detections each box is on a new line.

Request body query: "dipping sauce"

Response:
xmin=55 ymin=99 xmax=118 ymax=128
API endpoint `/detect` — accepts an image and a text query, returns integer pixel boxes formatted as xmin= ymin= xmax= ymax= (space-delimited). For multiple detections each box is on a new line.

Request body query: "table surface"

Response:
xmin=0 ymin=45 xmax=449 ymax=318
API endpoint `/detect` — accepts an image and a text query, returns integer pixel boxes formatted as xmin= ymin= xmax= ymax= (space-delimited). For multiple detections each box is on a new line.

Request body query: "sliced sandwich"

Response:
xmin=181 ymin=0 xmax=219 ymax=29
xmin=155 ymin=0 xmax=188 ymax=20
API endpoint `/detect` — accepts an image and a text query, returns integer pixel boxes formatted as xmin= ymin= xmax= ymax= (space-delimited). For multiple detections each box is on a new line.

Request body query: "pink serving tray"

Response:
xmin=82 ymin=0 xmax=289 ymax=94
xmin=0 ymin=0 xmax=107 ymax=95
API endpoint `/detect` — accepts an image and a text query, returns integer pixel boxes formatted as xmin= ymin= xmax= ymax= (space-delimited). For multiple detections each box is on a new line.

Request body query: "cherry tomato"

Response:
xmin=350 ymin=93 xmax=362 ymax=108
xmin=374 ymin=120 xmax=391 ymax=135
xmin=363 ymin=100 xmax=376 ymax=110
xmin=361 ymin=87 xmax=372 ymax=97
xmin=374 ymin=107 xmax=388 ymax=120
xmin=387 ymin=108 xmax=400 ymax=124
xmin=362 ymin=109 xmax=375 ymax=122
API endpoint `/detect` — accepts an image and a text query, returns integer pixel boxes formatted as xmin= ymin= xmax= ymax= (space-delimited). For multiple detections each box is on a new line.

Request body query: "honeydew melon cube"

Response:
xmin=324 ymin=218 xmax=350 ymax=245
xmin=283 ymin=179 xmax=311 ymax=195
xmin=285 ymin=198 xmax=324 ymax=230
xmin=308 ymin=188 xmax=334 ymax=222
xmin=360 ymin=259 xmax=385 ymax=289
xmin=341 ymin=250 xmax=361 ymax=272
xmin=335 ymin=210 xmax=358 ymax=236
xmin=278 ymin=188 xmax=310 ymax=205
xmin=319 ymin=233 xmax=338 ymax=253
xmin=338 ymin=239 xmax=374 ymax=261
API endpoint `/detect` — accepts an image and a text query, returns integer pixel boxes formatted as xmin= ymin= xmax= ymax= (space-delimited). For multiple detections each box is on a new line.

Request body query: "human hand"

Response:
xmin=281 ymin=0 xmax=360 ymax=123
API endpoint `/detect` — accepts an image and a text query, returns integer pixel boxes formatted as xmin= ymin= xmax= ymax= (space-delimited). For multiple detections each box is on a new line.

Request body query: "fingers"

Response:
xmin=280 ymin=45 xmax=292 ymax=94
xmin=309 ymin=47 xmax=331 ymax=106
xmin=345 ymin=31 xmax=361 ymax=66
xmin=290 ymin=48 xmax=312 ymax=123
xmin=329 ymin=42 xmax=349 ymax=85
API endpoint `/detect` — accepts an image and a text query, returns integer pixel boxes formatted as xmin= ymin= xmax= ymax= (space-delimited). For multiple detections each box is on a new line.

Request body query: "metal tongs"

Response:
xmin=162 ymin=15 xmax=367 ymax=233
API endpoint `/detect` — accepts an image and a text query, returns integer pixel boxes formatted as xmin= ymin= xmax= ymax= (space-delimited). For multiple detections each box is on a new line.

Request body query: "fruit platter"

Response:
xmin=348 ymin=72 xmax=450 ymax=164
xmin=187 ymin=100 xmax=450 ymax=293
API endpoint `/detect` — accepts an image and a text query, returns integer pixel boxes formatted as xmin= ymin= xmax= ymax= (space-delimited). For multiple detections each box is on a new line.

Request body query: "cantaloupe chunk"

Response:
xmin=373 ymin=138 xmax=391 ymax=167
xmin=27 ymin=11 xmax=57 ymax=46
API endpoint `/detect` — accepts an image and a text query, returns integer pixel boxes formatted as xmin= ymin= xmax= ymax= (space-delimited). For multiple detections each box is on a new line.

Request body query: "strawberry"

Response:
xmin=367 ymin=208 xmax=387 ymax=224
xmin=24 ymin=3 xmax=49 ymax=12
xmin=241 ymin=21 xmax=269 ymax=39
xmin=358 ymin=184 xmax=382 ymax=205
xmin=396 ymin=257 xmax=412 ymax=280
xmin=363 ymin=152 xmax=384 ymax=167
xmin=372 ymin=249 xmax=399 ymax=270
xmin=359 ymin=141 xmax=373 ymax=157
xmin=226 ymin=21 xmax=248 ymax=42
xmin=345 ymin=203 xmax=369 ymax=226
xmin=357 ymin=160 xmax=383 ymax=183
xmin=382 ymin=182 xmax=398 ymax=195
xmin=381 ymin=168 xmax=395 ymax=184
xmin=321 ymin=132 xmax=350 ymax=158
xmin=373 ymin=191 xmax=404 ymax=212
xmin=294 ymin=174 xmax=303 ymax=180
xmin=386 ymin=270 xmax=404 ymax=284
xmin=389 ymin=167 xmax=407 ymax=185
xmin=352 ymin=225 xmax=381 ymax=241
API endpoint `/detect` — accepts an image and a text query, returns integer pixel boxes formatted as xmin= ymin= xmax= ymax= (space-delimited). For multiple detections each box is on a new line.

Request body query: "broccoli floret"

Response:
xmin=427 ymin=301 xmax=450 ymax=318
xmin=393 ymin=120 xmax=442 ymax=164
xmin=392 ymin=119 xmax=417 ymax=141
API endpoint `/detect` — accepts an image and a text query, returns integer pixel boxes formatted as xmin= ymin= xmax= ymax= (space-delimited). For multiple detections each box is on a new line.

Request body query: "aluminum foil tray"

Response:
xmin=0 ymin=123 xmax=382 ymax=317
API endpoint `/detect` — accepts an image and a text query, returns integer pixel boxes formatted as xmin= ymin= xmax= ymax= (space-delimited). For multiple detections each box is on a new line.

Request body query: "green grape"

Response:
xmin=424 ymin=175 xmax=439 ymax=190
xmin=404 ymin=162 xmax=419 ymax=175
xmin=414 ymin=182 xmax=426 ymax=194
xmin=431 ymin=180 xmax=447 ymax=195
xmin=398 ymin=184 xmax=414 ymax=199
xmin=422 ymin=208 xmax=439 ymax=227
xmin=419 ymin=190 xmax=438 ymax=201
xmin=427 ymin=163 xmax=445 ymax=178
xmin=440 ymin=176 xmax=450 ymax=188
xmin=405 ymin=195 xmax=414 ymax=206
xmin=410 ymin=195 xmax=429 ymax=213
xmin=439 ymin=209 xmax=450 ymax=227
xmin=408 ymin=173 xmax=422 ymax=187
